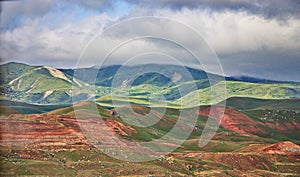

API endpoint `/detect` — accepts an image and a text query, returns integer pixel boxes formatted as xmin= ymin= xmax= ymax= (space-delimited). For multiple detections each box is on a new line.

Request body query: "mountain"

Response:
xmin=1 ymin=62 xmax=300 ymax=105
xmin=0 ymin=62 xmax=35 ymax=85
xmin=229 ymin=75 xmax=299 ymax=84
xmin=0 ymin=62 xmax=92 ymax=104
xmin=59 ymin=64 xmax=222 ymax=87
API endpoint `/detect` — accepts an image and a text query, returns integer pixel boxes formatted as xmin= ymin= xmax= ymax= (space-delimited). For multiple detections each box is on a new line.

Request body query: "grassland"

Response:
xmin=0 ymin=100 xmax=71 ymax=114
xmin=2 ymin=62 xmax=300 ymax=106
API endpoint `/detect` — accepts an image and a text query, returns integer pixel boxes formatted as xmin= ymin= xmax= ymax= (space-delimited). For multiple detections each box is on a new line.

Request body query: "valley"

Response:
xmin=1 ymin=62 xmax=300 ymax=176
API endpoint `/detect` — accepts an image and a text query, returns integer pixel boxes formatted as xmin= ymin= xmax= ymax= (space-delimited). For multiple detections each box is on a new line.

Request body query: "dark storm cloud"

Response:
xmin=221 ymin=49 xmax=300 ymax=82
xmin=126 ymin=0 xmax=300 ymax=20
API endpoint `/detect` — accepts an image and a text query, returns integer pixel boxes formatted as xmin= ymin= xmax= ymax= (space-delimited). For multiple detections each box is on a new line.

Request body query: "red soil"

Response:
xmin=260 ymin=141 xmax=300 ymax=154
xmin=198 ymin=106 xmax=300 ymax=136
xmin=0 ymin=114 xmax=136 ymax=150
xmin=174 ymin=141 xmax=300 ymax=172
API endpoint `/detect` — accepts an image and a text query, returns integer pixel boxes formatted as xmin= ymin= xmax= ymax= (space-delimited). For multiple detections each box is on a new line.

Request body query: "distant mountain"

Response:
xmin=59 ymin=64 xmax=222 ymax=87
xmin=1 ymin=62 xmax=300 ymax=105
xmin=229 ymin=75 xmax=298 ymax=84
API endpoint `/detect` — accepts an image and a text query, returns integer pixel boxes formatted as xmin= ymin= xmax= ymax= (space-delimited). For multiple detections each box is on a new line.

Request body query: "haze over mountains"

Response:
xmin=1 ymin=62 xmax=300 ymax=106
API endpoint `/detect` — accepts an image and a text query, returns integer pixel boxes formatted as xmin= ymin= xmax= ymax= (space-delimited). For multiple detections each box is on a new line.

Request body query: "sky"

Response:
xmin=1 ymin=0 xmax=300 ymax=81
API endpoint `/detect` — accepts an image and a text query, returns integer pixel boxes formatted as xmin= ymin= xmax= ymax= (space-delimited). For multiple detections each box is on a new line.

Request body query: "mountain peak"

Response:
xmin=41 ymin=66 xmax=72 ymax=83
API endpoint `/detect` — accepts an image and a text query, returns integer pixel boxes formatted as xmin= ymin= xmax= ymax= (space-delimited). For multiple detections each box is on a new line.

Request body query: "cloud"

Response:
xmin=221 ymin=49 xmax=300 ymax=81
xmin=0 ymin=12 xmax=111 ymax=67
xmin=150 ymin=8 xmax=300 ymax=79
xmin=65 ymin=0 xmax=112 ymax=11
xmin=0 ymin=0 xmax=114 ymax=29
xmin=153 ymin=9 xmax=300 ymax=54
xmin=0 ymin=0 xmax=55 ymax=27
xmin=126 ymin=0 xmax=255 ymax=10
xmin=125 ymin=0 xmax=300 ymax=20
xmin=0 ymin=1 xmax=300 ymax=81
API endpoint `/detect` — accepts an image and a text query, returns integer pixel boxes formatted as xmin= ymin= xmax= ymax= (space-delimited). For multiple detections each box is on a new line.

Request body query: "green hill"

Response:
xmin=1 ymin=62 xmax=300 ymax=106
xmin=1 ymin=63 xmax=91 ymax=104
xmin=0 ymin=62 xmax=35 ymax=85
xmin=177 ymin=81 xmax=300 ymax=107
xmin=93 ymin=81 xmax=300 ymax=108
xmin=60 ymin=64 xmax=221 ymax=87
xmin=223 ymin=97 xmax=300 ymax=111
xmin=0 ymin=100 xmax=71 ymax=114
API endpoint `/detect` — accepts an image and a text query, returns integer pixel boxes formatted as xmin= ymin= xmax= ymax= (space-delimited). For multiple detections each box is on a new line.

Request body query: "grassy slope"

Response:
xmin=177 ymin=81 xmax=300 ymax=107
xmin=0 ymin=62 xmax=35 ymax=84
xmin=1 ymin=63 xmax=93 ymax=104
xmin=9 ymin=67 xmax=71 ymax=93
xmin=223 ymin=97 xmax=300 ymax=111
xmin=2 ymin=63 xmax=300 ymax=106
xmin=47 ymin=99 xmax=300 ymax=145
xmin=93 ymin=81 xmax=300 ymax=108
xmin=2 ymin=98 xmax=299 ymax=176
xmin=0 ymin=100 xmax=71 ymax=114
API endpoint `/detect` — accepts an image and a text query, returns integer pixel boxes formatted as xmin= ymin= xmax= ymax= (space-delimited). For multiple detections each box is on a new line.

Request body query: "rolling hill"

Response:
xmin=46 ymin=99 xmax=300 ymax=143
xmin=176 ymin=81 xmax=300 ymax=107
xmin=0 ymin=62 xmax=92 ymax=104
xmin=1 ymin=62 xmax=300 ymax=106
xmin=0 ymin=100 xmax=71 ymax=114
xmin=59 ymin=64 xmax=222 ymax=87
xmin=2 ymin=108 xmax=300 ymax=176
xmin=223 ymin=97 xmax=300 ymax=111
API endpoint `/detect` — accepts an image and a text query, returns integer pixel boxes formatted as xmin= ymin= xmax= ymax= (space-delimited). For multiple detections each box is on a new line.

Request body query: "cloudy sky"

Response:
xmin=1 ymin=0 xmax=300 ymax=81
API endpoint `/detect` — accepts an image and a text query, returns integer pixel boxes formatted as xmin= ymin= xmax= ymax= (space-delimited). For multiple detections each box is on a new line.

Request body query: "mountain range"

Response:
xmin=1 ymin=62 xmax=300 ymax=106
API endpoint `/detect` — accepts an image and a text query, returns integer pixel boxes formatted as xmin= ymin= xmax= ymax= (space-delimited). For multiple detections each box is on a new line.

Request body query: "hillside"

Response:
xmin=1 ymin=62 xmax=300 ymax=106
xmin=223 ymin=97 xmax=300 ymax=111
xmin=46 ymin=100 xmax=300 ymax=143
xmin=1 ymin=103 xmax=299 ymax=176
xmin=0 ymin=63 xmax=91 ymax=104
xmin=0 ymin=100 xmax=71 ymax=114
xmin=60 ymin=64 xmax=222 ymax=87
xmin=177 ymin=81 xmax=300 ymax=107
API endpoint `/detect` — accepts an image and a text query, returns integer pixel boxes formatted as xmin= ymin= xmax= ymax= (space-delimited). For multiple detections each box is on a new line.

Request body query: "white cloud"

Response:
xmin=0 ymin=0 xmax=55 ymax=27
xmin=0 ymin=12 xmax=111 ymax=67
xmin=153 ymin=8 xmax=300 ymax=55
xmin=1 ymin=5 xmax=300 ymax=80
